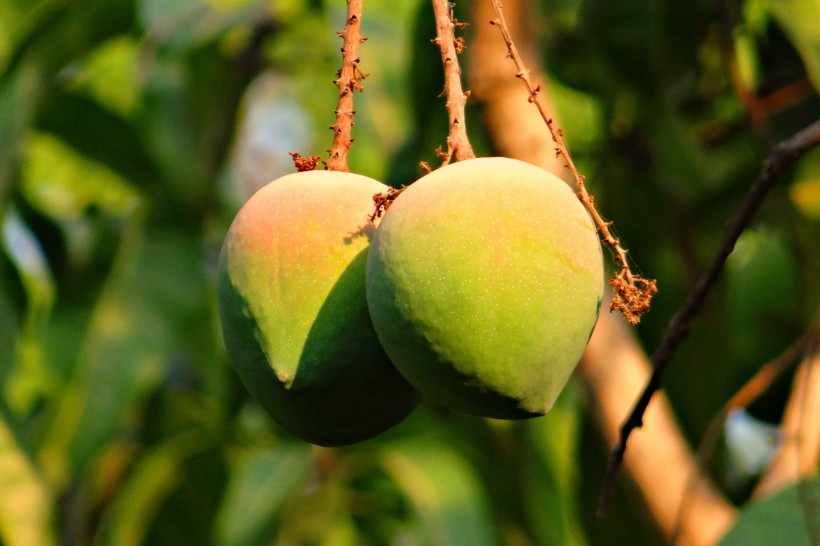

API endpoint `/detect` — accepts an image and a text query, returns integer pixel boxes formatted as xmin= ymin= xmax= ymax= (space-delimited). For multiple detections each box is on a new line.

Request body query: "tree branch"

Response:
xmin=431 ymin=0 xmax=475 ymax=164
xmin=599 ymin=118 xmax=820 ymax=513
xmin=581 ymin=311 xmax=737 ymax=545
xmin=326 ymin=0 xmax=367 ymax=172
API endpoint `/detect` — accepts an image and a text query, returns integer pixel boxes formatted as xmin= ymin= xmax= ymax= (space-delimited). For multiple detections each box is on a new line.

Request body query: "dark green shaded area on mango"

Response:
xmin=218 ymin=247 xmax=420 ymax=447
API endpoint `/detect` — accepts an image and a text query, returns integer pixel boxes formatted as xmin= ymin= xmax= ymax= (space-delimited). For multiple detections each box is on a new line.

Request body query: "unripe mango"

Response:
xmin=366 ymin=157 xmax=603 ymax=419
xmin=218 ymin=170 xmax=420 ymax=446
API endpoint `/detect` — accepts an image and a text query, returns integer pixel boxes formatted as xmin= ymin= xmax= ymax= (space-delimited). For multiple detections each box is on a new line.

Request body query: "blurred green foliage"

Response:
xmin=0 ymin=0 xmax=818 ymax=544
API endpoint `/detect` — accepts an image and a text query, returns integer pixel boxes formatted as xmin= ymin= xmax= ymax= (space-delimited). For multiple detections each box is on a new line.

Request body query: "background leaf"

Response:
xmin=718 ymin=477 xmax=820 ymax=545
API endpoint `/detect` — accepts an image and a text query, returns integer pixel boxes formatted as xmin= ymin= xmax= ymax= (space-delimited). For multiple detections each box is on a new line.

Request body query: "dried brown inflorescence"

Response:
xmin=368 ymin=186 xmax=406 ymax=223
xmin=289 ymin=152 xmax=322 ymax=172
xmin=610 ymin=270 xmax=658 ymax=326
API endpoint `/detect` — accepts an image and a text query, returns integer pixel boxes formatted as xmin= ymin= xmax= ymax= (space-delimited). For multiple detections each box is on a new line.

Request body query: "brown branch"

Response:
xmin=581 ymin=310 xmax=737 ymax=545
xmin=671 ymin=326 xmax=820 ymax=543
xmin=326 ymin=0 xmax=367 ymax=172
xmin=488 ymin=0 xmax=656 ymax=325
xmin=431 ymin=0 xmax=475 ymax=164
xmin=599 ymin=117 xmax=820 ymax=515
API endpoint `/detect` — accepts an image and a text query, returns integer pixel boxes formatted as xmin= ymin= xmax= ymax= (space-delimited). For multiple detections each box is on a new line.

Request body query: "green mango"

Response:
xmin=366 ymin=157 xmax=603 ymax=419
xmin=218 ymin=170 xmax=420 ymax=446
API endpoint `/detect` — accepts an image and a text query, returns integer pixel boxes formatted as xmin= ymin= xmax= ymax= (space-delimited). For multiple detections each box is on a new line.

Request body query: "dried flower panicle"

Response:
xmin=289 ymin=152 xmax=322 ymax=172
xmin=610 ymin=273 xmax=658 ymax=325
xmin=368 ymin=186 xmax=407 ymax=223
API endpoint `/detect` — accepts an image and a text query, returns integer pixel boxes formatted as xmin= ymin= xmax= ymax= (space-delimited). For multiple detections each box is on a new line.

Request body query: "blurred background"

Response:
xmin=0 ymin=0 xmax=818 ymax=544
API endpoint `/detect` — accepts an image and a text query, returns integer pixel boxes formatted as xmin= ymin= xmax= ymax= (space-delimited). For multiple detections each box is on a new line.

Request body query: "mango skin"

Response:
xmin=366 ymin=157 xmax=603 ymax=419
xmin=218 ymin=170 xmax=420 ymax=446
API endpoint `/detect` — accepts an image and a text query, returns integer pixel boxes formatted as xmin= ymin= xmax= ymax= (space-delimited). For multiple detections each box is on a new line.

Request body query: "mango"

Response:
xmin=366 ymin=157 xmax=603 ymax=419
xmin=218 ymin=170 xmax=420 ymax=446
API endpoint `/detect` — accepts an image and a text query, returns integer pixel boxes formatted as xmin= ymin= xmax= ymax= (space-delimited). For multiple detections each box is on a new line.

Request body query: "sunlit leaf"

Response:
xmin=381 ymin=439 xmax=499 ymax=546
xmin=718 ymin=477 xmax=820 ymax=545
xmin=95 ymin=431 xmax=215 ymax=546
xmin=1 ymin=206 xmax=56 ymax=413
xmin=0 ymin=61 xmax=46 ymax=199
xmin=36 ymin=224 xmax=193 ymax=489
xmin=139 ymin=0 xmax=258 ymax=52
xmin=790 ymin=147 xmax=820 ymax=219
xmin=524 ymin=382 xmax=587 ymax=546
xmin=33 ymin=89 xmax=160 ymax=193
xmin=64 ymin=36 xmax=141 ymax=116
xmin=726 ymin=228 xmax=801 ymax=361
xmin=0 ymin=414 xmax=56 ymax=546
xmin=215 ymin=443 xmax=312 ymax=546
xmin=2 ymin=0 xmax=136 ymax=78
xmin=764 ymin=0 xmax=820 ymax=91
xmin=21 ymin=131 xmax=142 ymax=221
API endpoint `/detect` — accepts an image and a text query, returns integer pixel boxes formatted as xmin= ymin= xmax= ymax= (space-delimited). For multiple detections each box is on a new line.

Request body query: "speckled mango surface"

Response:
xmin=218 ymin=170 xmax=420 ymax=446
xmin=366 ymin=157 xmax=603 ymax=419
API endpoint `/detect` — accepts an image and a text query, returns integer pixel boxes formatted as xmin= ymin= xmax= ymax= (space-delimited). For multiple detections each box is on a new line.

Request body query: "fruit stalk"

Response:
xmin=326 ymin=0 xmax=367 ymax=172
xmin=488 ymin=0 xmax=656 ymax=325
xmin=431 ymin=0 xmax=476 ymax=164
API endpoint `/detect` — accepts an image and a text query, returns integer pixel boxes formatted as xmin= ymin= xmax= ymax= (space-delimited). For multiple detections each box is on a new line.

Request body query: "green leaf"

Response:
xmin=2 ymin=0 xmax=136 ymax=79
xmin=789 ymin=147 xmax=820 ymax=219
xmin=0 ymin=60 xmax=46 ymax=202
xmin=215 ymin=443 xmax=312 ymax=546
xmin=524 ymin=382 xmax=588 ymax=546
xmin=380 ymin=439 xmax=499 ymax=546
xmin=1 ymin=206 xmax=56 ymax=413
xmin=36 ymin=224 xmax=182 ymax=488
xmin=725 ymin=228 xmax=801 ymax=362
xmin=95 ymin=431 xmax=215 ymax=546
xmin=34 ymin=92 xmax=161 ymax=194
xmin=718 ymin=477 xmax=820 ymax=545
xmin=764 ymin=0 xmax=820 ymax=91
xmin=21 ymin=130 xmax=143 ymax=221
xmin=0 ymin=413 xmax=56 ymax=546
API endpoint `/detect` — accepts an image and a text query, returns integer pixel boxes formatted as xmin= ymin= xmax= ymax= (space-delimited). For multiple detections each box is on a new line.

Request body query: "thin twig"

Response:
xmin=431 ymin=0 xmax=475 ymax=164
xmin=488 ymin=0 xmax=656 ymax=325
xmin=326 ymin=0 xmax=367 ymax=172
xmin=670 ymin=325 xmax=820 ymax=544
xmin=598 ymin=118 xmax=820 ymax=516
